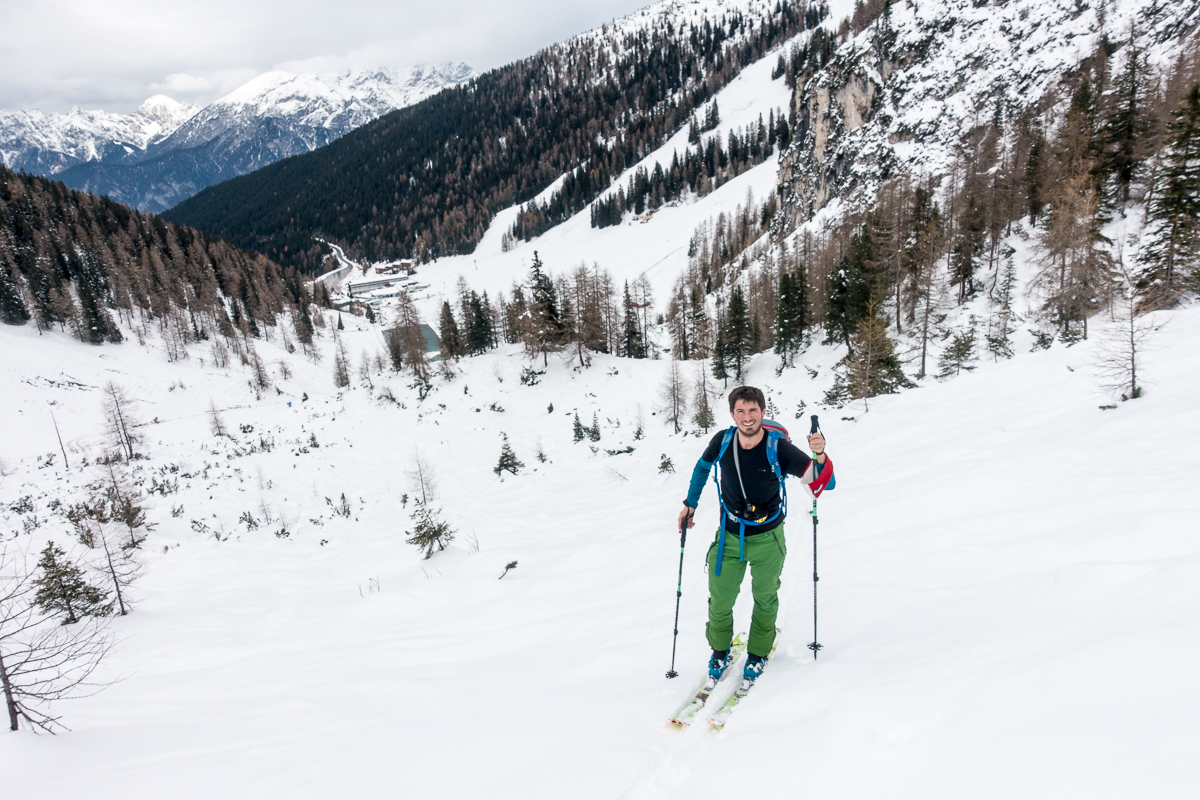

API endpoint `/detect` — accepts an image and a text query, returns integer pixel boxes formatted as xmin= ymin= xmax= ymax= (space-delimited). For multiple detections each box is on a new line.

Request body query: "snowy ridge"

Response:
xmin=2 ymin=63 xmax=472 ymax=212
xmin=780 ymin=0 xmax=1200 ymax=222
xmin=160 ymin=63 xmax=474 ymax=152
xmin=0 ymin=96 xmax=198 ymax=176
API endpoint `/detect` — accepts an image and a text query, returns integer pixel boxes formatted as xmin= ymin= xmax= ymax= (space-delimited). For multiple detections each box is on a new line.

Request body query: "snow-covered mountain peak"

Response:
xmin=212 ymin=63 xmax=474 ymax=117
xmin=135 ymin=95 xmax=199 ymax=128
xmin=5 ymin=61 xmax=472 ymax=211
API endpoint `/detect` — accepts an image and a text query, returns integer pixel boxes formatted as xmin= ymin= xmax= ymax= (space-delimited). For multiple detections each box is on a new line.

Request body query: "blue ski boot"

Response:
xmin=743 ymin=653 xmax=767 ymax=682
xmin=708 ymin=649 xmax=732 ymax=681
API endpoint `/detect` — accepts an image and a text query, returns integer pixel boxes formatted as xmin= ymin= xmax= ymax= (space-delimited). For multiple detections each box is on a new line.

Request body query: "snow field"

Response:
xmin=2 ymin=294 xmax=1198 ymax=798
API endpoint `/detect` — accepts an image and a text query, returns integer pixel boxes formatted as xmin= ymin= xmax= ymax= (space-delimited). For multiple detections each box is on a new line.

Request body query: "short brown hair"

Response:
xmin=728 ymin=386 xmax=766 ymax=413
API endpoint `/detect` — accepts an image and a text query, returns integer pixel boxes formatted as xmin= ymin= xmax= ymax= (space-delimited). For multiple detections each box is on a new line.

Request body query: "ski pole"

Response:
xmin=666 ymin=514 xmax=689 ymax=678
xmin=808 ymin=414 xmax=823 ymax=660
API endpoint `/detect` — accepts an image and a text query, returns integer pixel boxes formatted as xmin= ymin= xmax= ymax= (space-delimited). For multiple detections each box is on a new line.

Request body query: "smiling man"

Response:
xmin=678 ymin=385 xmax=830 ymax=682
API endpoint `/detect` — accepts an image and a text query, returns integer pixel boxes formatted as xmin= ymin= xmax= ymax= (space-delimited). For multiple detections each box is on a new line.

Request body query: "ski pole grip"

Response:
xmin=810 ymin=415 xmax=820 ymax=435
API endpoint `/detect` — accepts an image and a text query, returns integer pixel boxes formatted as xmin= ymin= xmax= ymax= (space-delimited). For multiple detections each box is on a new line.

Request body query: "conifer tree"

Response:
xmin=588 ymin=412 xmax=602 ymax=442
xmin=711 ymin=330 xmax=731 ymax=386
xmin=526 ymin=252 xmax=564 ymax=366
xmin=404 ymin=501 xmax=456 ymax=558
xmin=692 ymin=365 xmax=716 ymax=432
xmin=1141 ymin=83 xmax=1200 ymax=300
xmin=0 ymin=263 xmax=29 ymax=325
xmin=773 ymin=269 xmax=807 ymax=367
xmin=723 ymin=286 xmax=752 ymax=380
xmin=829 ymin=302 xmax=912 ymax=410
xmin=32 ymin=543 xmax=110 ymax=624
xmin=824 ymin=228 xmax=872 ymax=349
xmin=937 ymin=320 xmax=979 ymax=380
xmin=621 ymin=281 xmax=646 ymax=358
xmin=573 ymin=412 xmax=585 ymax=443
xmin=465 ymin=291 xmax=495 ymax=354
xmin=439 ymin=300 xmax=464 ymax=359
xmin=1100 ymin=28 xmax=1156 ymax=206
xmin=986 ymin=251 xmax=1018 ymax=360
xmin=494 ymin=437 xmax=525 ymax=476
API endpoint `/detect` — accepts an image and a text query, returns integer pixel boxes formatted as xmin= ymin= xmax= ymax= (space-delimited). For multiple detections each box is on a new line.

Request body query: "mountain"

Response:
xmin=164 ymin=0 xmax=822 ymax=271
xmin=3 ymin=0 xmax=1200 ymax=790
xmin=0 ymin=96 xmax=198 ymax=176
xmin=776 ymin=0 xmax=1200 ymax=226
xmin=1 ymin=63 xmax=473 ymax=213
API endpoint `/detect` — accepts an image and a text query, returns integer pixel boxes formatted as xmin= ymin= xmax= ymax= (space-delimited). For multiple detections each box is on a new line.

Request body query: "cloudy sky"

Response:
xmin=0 ymin=0 xmax=653 ymax=113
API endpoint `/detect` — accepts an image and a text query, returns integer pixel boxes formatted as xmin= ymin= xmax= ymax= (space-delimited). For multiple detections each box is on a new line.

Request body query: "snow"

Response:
xmin=3 ymin=0 xmax=1200 ymax=795
xmin=411 ymin=36 xmax=797 ymax=318
xmin=3 ymin=256 xmax=1199 ymax=799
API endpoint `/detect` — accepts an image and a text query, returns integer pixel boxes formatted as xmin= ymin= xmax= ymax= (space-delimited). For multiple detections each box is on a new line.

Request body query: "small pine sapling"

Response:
xmin=499 ymin=560 xmax=518 ymax=579
xmin=494 ymin=437 xmax=525 ymax=476
xmin=32 ymin=543 xmax=111 ymax=624
xmin=405 ymin=501 xmax=456 ymax=559
xmin=937 ymin=320 xmax=979 ymax=380
xmin=659 ymin=454 xmax=675 ymax=474
xmin=692 ymin=366 xmax=715 ymax=432
xmin=588 ymin=412 xmax=602 ymax=442
xmin=573 ymin=412 xmax=585 ymax=443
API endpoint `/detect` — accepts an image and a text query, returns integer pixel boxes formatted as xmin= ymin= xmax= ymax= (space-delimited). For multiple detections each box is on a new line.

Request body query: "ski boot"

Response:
xmin=743 ymin=653 xmax=767 ymax=682
xmin=708 ymin=648 xmax=733 ymax=681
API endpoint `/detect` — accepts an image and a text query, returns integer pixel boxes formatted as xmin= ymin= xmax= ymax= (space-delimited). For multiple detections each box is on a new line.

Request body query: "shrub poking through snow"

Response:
xmin=659 ymin=455 xmax=675 ymax=474
xmin=405 ymin=501 xmax=456 ymax=559
xmin=499 ymin=560 xmax=518 ymax=579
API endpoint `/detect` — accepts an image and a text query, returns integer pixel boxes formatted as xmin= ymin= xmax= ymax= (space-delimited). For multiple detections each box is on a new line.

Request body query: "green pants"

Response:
xmin=706 ymin=523 xmax=786 ymax=658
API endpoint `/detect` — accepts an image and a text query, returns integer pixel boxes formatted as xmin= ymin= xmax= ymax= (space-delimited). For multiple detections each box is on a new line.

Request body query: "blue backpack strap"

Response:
xmin=766 ymin=430 xmax=786 ymax=517
xmin=712 ymin=427 xmax=735 ymax=576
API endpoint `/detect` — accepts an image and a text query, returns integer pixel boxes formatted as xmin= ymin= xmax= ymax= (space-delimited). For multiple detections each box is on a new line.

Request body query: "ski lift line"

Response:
xmin=636 ymin=245 xmax=685 ymax=281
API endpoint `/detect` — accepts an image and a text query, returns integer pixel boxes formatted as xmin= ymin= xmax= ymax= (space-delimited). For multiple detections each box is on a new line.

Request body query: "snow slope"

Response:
xmin=2 ymin=287 xmax=1198 ymax=797
xmin=409 ymin=37 xmax=798 ymax=321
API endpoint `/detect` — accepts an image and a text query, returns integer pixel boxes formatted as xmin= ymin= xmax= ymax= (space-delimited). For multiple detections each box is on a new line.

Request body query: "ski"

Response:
xmin=667 ymin=634 xmax=746 ymax=727
xmin=706 ymin=641 xmax=778 ymax=731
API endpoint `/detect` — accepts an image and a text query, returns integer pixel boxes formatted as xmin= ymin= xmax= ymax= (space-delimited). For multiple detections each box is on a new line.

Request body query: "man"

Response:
xmin=678 ymin=385 xmax=830 ymax=683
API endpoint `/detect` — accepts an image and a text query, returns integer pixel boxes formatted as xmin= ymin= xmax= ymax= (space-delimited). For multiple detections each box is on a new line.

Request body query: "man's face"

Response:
xmin=731 ymin=399 xmax=763 ymax=437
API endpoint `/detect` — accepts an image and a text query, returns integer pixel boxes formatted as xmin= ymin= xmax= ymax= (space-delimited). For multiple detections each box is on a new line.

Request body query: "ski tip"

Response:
xmin=668 ymin=718 xmax=690 ymax=729
xmin=708 ymin=719 xmax=726 ymax=731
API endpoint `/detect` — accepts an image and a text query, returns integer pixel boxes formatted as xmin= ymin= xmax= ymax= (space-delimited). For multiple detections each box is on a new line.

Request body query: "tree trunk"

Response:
xmin=101 ymin=532 xmax=127 ymax=616
xmin=0 ymin=649 xmax=19 ymax=731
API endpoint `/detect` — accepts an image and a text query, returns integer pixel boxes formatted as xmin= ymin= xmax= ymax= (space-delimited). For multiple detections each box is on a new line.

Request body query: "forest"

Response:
xmin=0 ymin=166 xmax=321 ymax=361
xmin=164 ymin=1 xmax=828 ymax=272
xmin=429 ymin=27 xmax=1200 ymax=410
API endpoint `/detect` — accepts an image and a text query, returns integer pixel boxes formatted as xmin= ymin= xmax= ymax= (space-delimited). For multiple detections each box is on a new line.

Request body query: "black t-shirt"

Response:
xmin=701 ymin=428 xmax=816 ymax=535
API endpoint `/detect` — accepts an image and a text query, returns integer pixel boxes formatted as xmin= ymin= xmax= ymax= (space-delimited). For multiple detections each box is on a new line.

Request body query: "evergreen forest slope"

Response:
xmin=164 ymin=0 xmax=825 ymax=271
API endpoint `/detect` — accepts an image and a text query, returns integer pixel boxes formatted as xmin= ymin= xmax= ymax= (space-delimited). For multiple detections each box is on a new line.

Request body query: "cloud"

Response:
xmin=0 ymin=0 xmax=652 ymax=114
xmin=148 ymin=69 xmax=261 ymax=105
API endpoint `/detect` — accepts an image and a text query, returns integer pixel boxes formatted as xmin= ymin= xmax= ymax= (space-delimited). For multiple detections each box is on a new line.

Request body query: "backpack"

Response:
xmin=709 ymin=419 xmax=833 ymax=576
